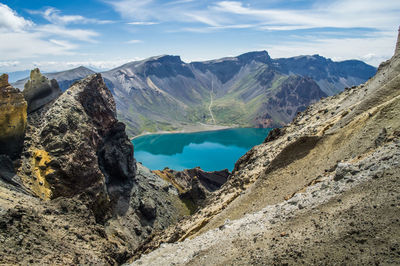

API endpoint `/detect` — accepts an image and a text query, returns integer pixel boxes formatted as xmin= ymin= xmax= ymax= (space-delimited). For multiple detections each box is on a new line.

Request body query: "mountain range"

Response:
xmin=13 ymin=51 xmax=376 ymax=136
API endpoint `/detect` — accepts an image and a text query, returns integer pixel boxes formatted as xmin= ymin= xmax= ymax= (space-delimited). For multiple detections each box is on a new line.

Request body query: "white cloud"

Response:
xmin=107 ymin=0 xmax=229 ymax=26
xmin=0 ymin=32 xmax=76 ymax=60
xmin=213 ymin=0 xmax=400 ymax=30
xmin=31 ymin=7 xmax=113 ymax=25
xmin=166 ymin=0 xmax=195 ymax=5
xmin=0 ymin=60 xmax=20 ymax=68
xmin=127 ymin=21 xmax=159 ymax=25
xmin=126 ymin=39 xmax=143 ymax=44
xmin=36 ymin=24 xmax=99 ymax=42
xmin=183 ymin=12 xmax=222 ymax=27
xmin=0 ymin=4 xmax=102 ymax=61
xmin=0 ymin=3 xmax=33 ymax=32
xmin=48 ymin=39 xmax=78 ymax=50
xmin=107 ymin=0 xmax=155 ymax=20
xmin=179 ymin=23 xmax=256 ymax=33
xmin=107 ymin=0 xmax=400 ymax=33
xmin=0 ymin=5 xmax=76 ymax=60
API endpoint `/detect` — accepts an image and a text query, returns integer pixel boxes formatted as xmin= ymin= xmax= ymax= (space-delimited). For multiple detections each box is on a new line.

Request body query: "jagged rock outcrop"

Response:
xmin=0 ymin=74 xmax=27 ymax=159
xmin=264 ymin=127 xmax=285 ymax=143
xmin=154 ymin=167 xmax=230 ymax=209
xmin=18 ymin=74 xmax=134 ymax=218
xmin=23 ymin=68 xmax=61 ymax=113
xmin=128 ymin=30 xmax=400 ymax=265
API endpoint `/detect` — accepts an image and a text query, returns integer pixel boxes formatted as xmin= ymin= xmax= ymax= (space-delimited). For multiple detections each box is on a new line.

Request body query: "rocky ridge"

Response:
xmin=128 ymin=30 xmax=400 ymax=264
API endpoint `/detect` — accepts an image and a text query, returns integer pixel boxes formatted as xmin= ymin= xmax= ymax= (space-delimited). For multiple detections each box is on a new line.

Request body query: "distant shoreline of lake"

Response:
xmin=130 ymin=124 xmax=235 ymax=140
xmin=132 ymin=127 xmax=272 ymax=172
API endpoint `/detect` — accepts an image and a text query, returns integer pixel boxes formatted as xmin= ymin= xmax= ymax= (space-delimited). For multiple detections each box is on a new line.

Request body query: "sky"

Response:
xmin=0 ymin=0 xmax=399 ymax=73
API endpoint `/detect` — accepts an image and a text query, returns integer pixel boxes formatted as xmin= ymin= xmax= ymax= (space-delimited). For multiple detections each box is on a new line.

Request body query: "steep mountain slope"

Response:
xmin=128 ymin=32 xmax=400 ymax=265
xmin=104 ymin=51 xmax=373 ymax=136
xmin=12 ymin=53 xmax=374 ymax=136
xmin=275 ymin=55 xmax=376 ymax=96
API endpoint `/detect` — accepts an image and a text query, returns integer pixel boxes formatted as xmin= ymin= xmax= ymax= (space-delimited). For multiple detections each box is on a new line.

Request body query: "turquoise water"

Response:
xmin=132 ymin=128 xmax=271 ymax=171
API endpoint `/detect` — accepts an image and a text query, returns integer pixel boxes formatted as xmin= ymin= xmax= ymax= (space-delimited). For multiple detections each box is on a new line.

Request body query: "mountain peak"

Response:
xmin=238 ymin=50 xmax=271 ymax=63
xmin=149 ymin=55 xmax=183 ymax=64
xmin=74 ymin=66 xmax=91 ymax=71
xmin=290 ymin=54 xmax=328 ymax=62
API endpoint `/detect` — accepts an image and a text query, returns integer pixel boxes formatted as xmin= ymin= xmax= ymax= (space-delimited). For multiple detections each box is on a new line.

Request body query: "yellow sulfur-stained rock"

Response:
xmin=21 ymin=149 xmax=53 ymax=200
xmin=0 ymin=73 xmax=27 ymax=159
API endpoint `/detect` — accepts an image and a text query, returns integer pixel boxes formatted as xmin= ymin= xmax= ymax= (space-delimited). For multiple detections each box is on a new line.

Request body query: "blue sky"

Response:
xmin=0 ymin=0 xmax=399 ymax=73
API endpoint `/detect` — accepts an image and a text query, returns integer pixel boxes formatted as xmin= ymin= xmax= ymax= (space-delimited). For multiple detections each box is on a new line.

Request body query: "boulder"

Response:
xmin=154 ymin=167 xmax=230 ymax=208
xmin=264 ymin=127 xmax=285 ymax=143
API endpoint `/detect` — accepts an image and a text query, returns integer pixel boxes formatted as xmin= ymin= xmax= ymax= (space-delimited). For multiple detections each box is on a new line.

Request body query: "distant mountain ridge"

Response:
xmin=12 ymin=52 xmax=376 ymax=136
xmin=13 ymin=66 xmax=95 ymax=91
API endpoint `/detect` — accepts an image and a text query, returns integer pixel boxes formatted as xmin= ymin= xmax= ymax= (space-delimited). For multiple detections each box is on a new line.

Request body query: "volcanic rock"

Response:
xmin=0 ymin=74 xmax=27 ymax=159
xmin=18 ymin=74 xmax=134 ymax=219
xmin=0 ymin=73 xmax=190 ymax=264
xmin=154 ymin=167 xmax=230 ymax=208
xmin=23 ymin=68 xmax=62 ymax=113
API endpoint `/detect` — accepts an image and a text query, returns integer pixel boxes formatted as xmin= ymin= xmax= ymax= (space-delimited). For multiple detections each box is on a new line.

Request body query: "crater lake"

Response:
xmin=132 ymin=128 xmax=272 ymax=172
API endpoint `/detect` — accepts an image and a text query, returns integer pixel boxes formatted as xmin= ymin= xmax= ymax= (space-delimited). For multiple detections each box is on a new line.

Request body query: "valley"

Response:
xmin=12 ymin=51 xmax=375 ymax=137
xmin=0 ymin=1 xmax=398 ymax=265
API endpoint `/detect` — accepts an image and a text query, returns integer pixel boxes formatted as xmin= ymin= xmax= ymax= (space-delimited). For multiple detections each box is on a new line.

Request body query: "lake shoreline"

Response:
xmin=132 ymin=127 xmax=272 ymax=172
xmin=130 ymin=124 xmax=239 ymax=140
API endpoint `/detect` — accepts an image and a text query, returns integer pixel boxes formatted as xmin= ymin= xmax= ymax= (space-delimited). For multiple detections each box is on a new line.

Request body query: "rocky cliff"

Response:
xmin=0 ymin=73 xmax=190 ymax=264
xmin=129 ymin=31 xmax=400 ymax=265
